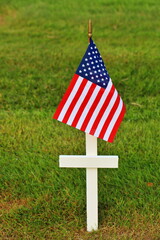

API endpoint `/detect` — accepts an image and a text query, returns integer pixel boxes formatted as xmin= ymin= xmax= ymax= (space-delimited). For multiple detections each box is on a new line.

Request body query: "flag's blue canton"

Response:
xmin=76 ymin=38 xmax=110 ymax=89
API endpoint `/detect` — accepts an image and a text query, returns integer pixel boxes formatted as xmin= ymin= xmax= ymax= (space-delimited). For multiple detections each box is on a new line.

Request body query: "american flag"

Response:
xmin=53 ymin=39 xmax=126 ymax=142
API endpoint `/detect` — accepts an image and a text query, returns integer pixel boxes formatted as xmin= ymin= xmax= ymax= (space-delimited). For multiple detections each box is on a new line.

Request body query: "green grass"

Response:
xmin=0 ymin=0 xmax=160 ymax=239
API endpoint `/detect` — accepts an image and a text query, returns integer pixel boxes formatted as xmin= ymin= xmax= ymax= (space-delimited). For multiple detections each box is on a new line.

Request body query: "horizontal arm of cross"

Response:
xmin=59 ymin=155 xmax=118 ymax=168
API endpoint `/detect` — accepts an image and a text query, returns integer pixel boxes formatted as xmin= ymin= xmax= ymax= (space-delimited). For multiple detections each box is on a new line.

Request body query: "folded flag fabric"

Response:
xmin=53 ymin=38 xmax=126 ymax=142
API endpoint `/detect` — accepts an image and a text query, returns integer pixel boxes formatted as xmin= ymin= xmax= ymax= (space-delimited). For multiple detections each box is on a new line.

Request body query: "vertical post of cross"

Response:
xmin=86 ymin=133 xmax=98 ymax=231
xmin=86 ymin=20 xmax=98 ymax=232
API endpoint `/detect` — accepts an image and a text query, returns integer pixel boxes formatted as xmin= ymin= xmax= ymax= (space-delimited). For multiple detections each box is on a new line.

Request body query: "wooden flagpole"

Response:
xmin=88 ymin=19 xmax=92 ymax=42
xmin=86 ymin=20 xmax=98 ymax=232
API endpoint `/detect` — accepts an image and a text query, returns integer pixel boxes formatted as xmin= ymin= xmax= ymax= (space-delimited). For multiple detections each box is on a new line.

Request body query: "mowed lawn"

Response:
xmin=0 ymin=0 xmax=160 ymax=239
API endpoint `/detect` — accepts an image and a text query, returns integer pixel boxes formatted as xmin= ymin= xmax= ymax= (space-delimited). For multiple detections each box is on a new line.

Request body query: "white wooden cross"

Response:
xmin=59 ymin=133 xmax=118 ymax=231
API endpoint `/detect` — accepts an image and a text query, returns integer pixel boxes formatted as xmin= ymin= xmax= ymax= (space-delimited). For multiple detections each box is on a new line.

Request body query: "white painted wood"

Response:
xmin=86 ymin=167 xmax=98 ymax=232
xmin=58 ymin=132 xmax=119 ymax=232
xmin=85 ymin=133 xmax=97 ymax=155
xmin=59 ymin=155 xmax=118 ymax=168
xmin=86 ymin=133 xmax=98 ymax=232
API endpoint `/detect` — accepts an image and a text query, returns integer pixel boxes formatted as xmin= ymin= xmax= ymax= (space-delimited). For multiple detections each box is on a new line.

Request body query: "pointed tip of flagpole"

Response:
xmin=88 ymin=19 xmax=92 ymax=42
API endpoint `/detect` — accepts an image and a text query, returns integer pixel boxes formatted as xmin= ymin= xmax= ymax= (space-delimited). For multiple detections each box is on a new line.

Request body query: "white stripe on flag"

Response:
xmin=76 ymin=85 xmax=101 ymax=129
xmin=67 ymin=81 xmax=92 ymax=125
xmin=58 ymin=76 xmax=83 ymax=121
xmin=103 ymin=98 xmax=123 ymax=141
xmin=94 ymin=89 xmax=118 ymax=137
xmin=85 ymin=80 xmax=113 ymax=133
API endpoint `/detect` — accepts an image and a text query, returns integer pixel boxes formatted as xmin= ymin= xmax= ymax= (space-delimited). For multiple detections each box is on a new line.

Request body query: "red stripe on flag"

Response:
xmin=62 ymin=78 xmax=88 ymax=123
xmin=53 ymin=74 xmax=79 ymax=120
xmin=71 ymin=83 xmax=97 ymax=128
xmin=80 ymin=87 xmax=105 ymax=132
xmin=98 ymin=95 xmax=120 ymax=139
xmin=108 ymin=103 xmax=126 ymax=143
xmin=89 ymin=85 xmax=115 ymax=135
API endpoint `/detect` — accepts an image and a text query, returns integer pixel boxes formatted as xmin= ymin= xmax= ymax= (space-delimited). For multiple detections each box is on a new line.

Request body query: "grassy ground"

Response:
xmin=0 ymin=0 xmax=160 ymax=239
